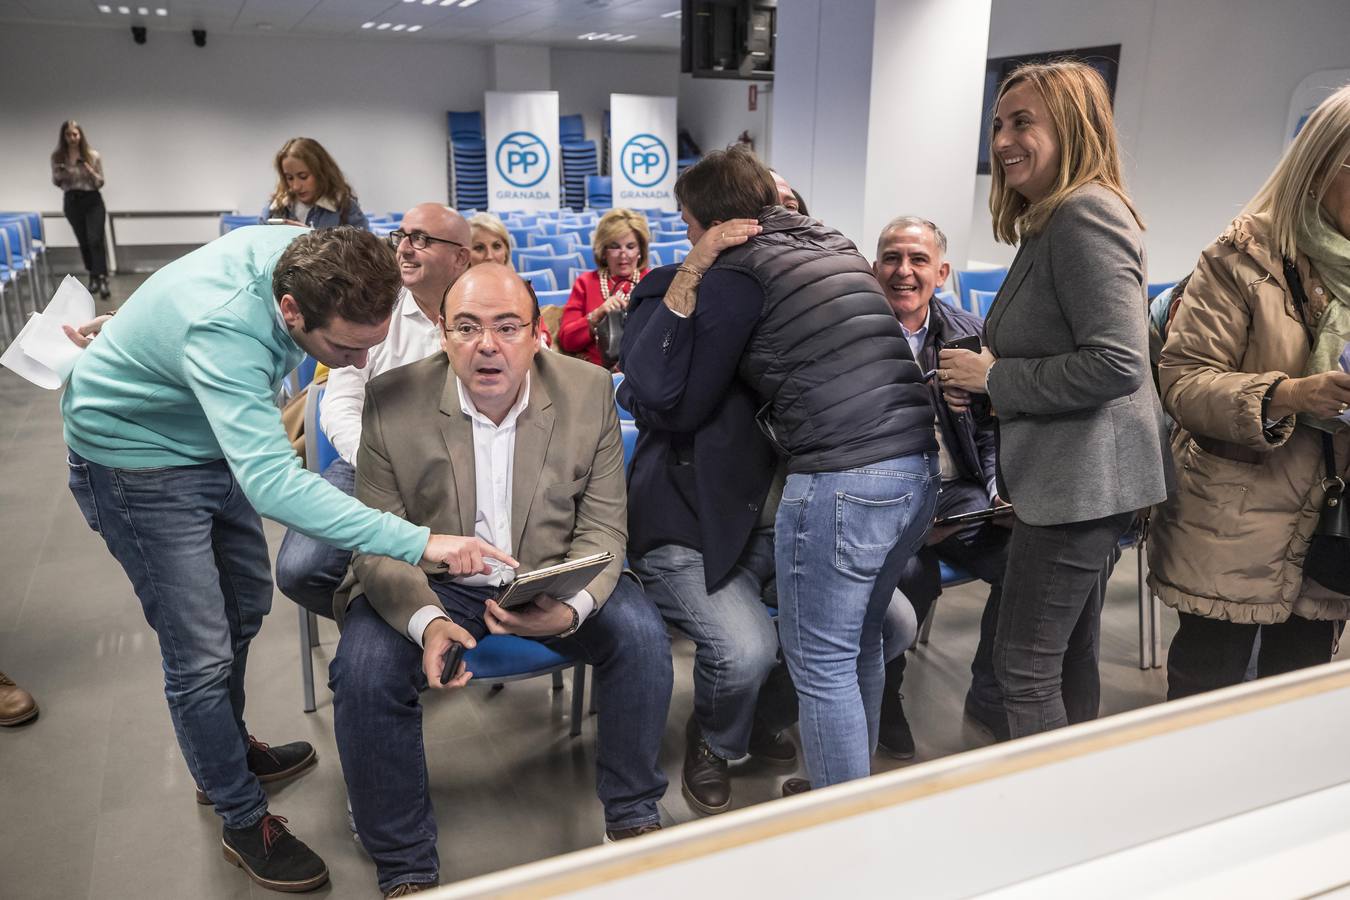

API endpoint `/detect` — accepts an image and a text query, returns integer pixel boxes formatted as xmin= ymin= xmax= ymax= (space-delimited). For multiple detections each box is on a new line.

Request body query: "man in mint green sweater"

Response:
xmin=62 ymin=225 xmax=514 ymax=894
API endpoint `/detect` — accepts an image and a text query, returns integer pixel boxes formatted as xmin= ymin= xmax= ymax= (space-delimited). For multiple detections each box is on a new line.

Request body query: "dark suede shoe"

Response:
xmin=964 ymin=693 xmax=1011 ymax=743
xmin=877 ymin=690 xmax=916 ymax=760
xmin=198 ymin=736 xmax=317 ymax=805
xmin=0 ymin=672 xmax=38 ymax=726
xmin=386 ymin=881 xmax=438 ymax=897
xmin=747 ymin=722 xmax=797 ymax=765
xmin=781 ymin=777 xmax=811 ymax=797
xmin=604 ymin=822 xmax=662 ymax=843
xmin=681 ymin=716 xmax=731 ymax=815
xmin=222 ymin=814 xmax=328 ymax=893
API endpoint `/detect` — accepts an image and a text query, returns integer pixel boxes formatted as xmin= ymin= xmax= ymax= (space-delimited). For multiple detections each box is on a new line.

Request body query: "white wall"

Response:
xmin=677 ymin=75 xmax=772 ymax=162
xmin=550 ymin=48 xmax=680 ymax=147
xmin=0 ymin=24 xmax=681 ymax=247
xmin=492 ymin=43 xmax=552 ymax=92
xmin=969 ymin=0 xmax=1350 ymax=279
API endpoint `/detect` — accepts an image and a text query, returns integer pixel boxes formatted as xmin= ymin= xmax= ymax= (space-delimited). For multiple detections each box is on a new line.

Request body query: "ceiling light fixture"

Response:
xmin=377 ymin=21 xmax=392 ymax=29
xmin=391 ymin=23 xmax=406 ymax=30
xmin=137 ymin=6 xmax=148 ymax=14
xmin=98 ymin=4 xmax=112 ymax=12
xmin=408 ymin=24 xmax=423 ymax=32
xmin=362 ymin=21 xmax=375 ymax=28
xmin=459 ymin=0 xmax=481 ymax=7
xmin=118 ymin=6 xmax=130 ymax=13
xmin=617 ymin=34 xmax=637 ymax=41
xmin=439 ymin=0 xmax=455 ymax=5
xmin=422 ymin=0 xmax=437 ymax=4
xmin=660 ymin=9 xmax=681 ymax=17
xmin=155 ymin=7 xmax=167 ymax=15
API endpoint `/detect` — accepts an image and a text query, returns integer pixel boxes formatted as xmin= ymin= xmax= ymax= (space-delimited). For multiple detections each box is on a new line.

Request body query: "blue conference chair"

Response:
xmin=954 ymin=268 xmax=1008 ymax=316
xmin=518 ymin=268 xmax=558 ymax=292
xmin=649 ymin=239 xmax=692 ymax=267
xmin=613 ymin=372 xmax=633 ymax=420
xmin=528 ymin=233 xmax=581 ymax=255
xmin=536 ymin=289 xmax=570 ymax=307
xmin=621 ymin=421 xmax=639 ymax=474
xmin=297 ymin=383 xmax=341 ymax=712
xmin=516 ymin=252 xmax=585 ymax=292
xmin=969 ymin=289 xmax=998 ymax=318
xmin=1147 ymin=281 xmax=1176 ymax=300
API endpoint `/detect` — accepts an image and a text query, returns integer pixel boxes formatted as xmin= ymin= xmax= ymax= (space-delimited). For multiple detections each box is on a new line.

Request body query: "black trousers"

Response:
xmin=63 ymin=189 xmax=108 ymax=278
xmin=1166 ymin=610 xmax=1337 ymax=700
xmin=994 ymin=511 xmax=1134 ymax=738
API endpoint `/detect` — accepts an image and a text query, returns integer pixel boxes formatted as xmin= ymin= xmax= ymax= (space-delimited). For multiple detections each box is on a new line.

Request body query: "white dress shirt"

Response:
xmin=321 ymin=288 xmax=442 ymax=466
xmin=407 ymin=373 xmax=596 ymax=647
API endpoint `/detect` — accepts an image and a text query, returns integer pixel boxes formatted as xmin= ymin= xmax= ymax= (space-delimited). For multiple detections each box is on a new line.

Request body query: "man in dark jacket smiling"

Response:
xmin=871 ymin=217 xmax=1011 ymax=754
xmin=621 ymin=146 xmax=938 ymax=792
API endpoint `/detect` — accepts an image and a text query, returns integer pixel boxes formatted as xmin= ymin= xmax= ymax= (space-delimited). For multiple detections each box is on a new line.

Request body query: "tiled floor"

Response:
xmin=0 ymin=271 xmax=1182 ymax=898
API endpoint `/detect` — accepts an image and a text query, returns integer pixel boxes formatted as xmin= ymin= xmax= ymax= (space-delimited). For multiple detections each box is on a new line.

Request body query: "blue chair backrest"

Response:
xmin=559 ymin=114 xmax=586 ymax=143
xmin=448 ymin=110 xmax=484 ymax=142
xmin=536 ymin=289 xmax=570 ymax=307
xmin=586 ymin=175 xmax=612 ymax=207
xmin=578 ymin=246 xmax=596 ymax=269
xmin=955 ymin=268 xmax=1008 ymax=315
xmin=1147 ymin=281 xmax=1176 ymax=300
xmin=0 ymin=222 xmax=25 ymax=265
xmin=0 ymin=212 xmax=43 ymax=244
xmin=305 ymin=383 xmax=341 ymax=474
xmin=528 ymin=233 xmax=580 ymax=255
xmin=507 ymin=225 xmax=539 ymax=250
xmin=649 ymin=240 xmax=691 ymax=267
xmin=0 ymin=229 xmax=14 ymax=277
xmin=516 ymin=252 xmax=584 ymax=290
xmin=559 ymin=223 xmax=593 ymax=244
xmin=613 ymin=372 xmax=633 ymax=420
xmin=621 ymin=421 xmax=639 ymax=473
xmin=295 ymin=356 xmax=318 ymax=392
xmin=935 ymin=289 xmax=958 ymax=307
xmin=518 ymin=268 xmax=558 ymax=292
xmin=568 ymin=266 xmax=588 ymax=287
xmin=969 ymin=289 xmax=998 ymax=318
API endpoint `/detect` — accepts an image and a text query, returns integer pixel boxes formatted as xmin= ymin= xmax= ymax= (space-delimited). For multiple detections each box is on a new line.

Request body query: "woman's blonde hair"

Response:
xmin=468 ymin=212 xmax=515 ymax=270
xmin=1242 ymin=82 xmax=1350 ymax=261
xmin=989 ymin=59 xmax=1142 ymax=244
xmin=268 ymin=137 xmax=358 ymax=222
xmin=592 ymin=209 xmax=650 ymax=273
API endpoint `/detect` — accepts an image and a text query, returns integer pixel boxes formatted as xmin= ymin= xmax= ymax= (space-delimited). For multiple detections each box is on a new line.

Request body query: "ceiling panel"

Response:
xmin=0 ymin=0 xmax=682 ymax=48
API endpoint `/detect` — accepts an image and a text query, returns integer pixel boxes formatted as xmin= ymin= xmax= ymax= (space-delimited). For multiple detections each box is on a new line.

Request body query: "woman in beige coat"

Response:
xmin=1150 ymin=84 xmax=1350 ymax=698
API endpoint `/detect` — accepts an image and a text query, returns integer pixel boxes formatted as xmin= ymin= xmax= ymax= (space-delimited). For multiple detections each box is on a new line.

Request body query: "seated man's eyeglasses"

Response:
xmin=391 ymin=229 xmax=464 ymax=251
xmin=444 ymin=319 xmax=533 ymax=343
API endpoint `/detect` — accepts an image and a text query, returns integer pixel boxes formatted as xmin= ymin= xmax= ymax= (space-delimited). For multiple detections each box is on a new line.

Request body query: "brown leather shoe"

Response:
xmin=781 ymin=777 xmax=812 ymax=797
xmin=0 ymin=672 xmax=38 ymax=726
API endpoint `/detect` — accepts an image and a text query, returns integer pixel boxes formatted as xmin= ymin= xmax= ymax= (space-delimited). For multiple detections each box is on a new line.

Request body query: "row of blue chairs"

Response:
xmin=0 ymin=212 xmax=52 ymax=340
xmin=952 ymin=267 xmax=1178 ymax=319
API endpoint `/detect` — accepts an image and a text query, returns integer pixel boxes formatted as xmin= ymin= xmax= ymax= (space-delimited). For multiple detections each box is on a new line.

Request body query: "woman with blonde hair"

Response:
xmin=51 ymin=120 xmax=110 ymax=298
xmin=1149 ymin=83 xmax=1350 ymax=699
xmin=260 ymin=137 xmax=368 ymax=230
xmin=468 ymin=212 xmax=514 ymax=268
xmin=559 ymin=208 xmax=651 ymax=368
xmin=938 ymin=60 xmax=1169 ymax=737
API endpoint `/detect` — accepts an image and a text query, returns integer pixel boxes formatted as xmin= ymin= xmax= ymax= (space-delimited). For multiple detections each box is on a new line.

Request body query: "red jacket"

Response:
xmin=559 ymin=268 xmax=647 ymax=366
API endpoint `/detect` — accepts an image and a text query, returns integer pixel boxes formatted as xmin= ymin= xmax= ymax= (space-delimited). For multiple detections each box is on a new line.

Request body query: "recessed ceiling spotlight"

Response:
xmin=155 ymin=7 xmax=167 ymax=15
xmin=408 ymin=24 xmax=422 ymax=31
xmin=439 ymin=0 xmax=455 ymax=5
xmin=617 ymin=34 xmax=637 ymax=41
xmin=459 ymin=0 xmax=481 ymax=7
xmin=422 ymin=0 xmax=436 ymax=4
xmin=605 ymin=33 xmax=627 ymax=41
xmin=98 ymin=4 xmax=112 ymax=12
xmin=391 ymin=23 xmax=406 ymax=30
xmin=118 ymin=6 xmax=130 ymax=13
xmin=377 ymin=21 xmax=392 ymax=29
xmin=660 ymin=9 xmax=681 ymax=17
xmin=362 ymin=21 xmax=375 ymax=28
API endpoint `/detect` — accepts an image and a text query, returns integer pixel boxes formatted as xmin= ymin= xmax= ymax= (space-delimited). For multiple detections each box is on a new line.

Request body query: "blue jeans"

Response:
xmin=775 ymin=452 xmax=938 ymax=787
xmin=66 ymin=449 xmax=272 ymax=829
xmin=330 ymin=576 xmax=672 ymax=893
xmin=274 ymin=458 xmax=355 ymax=618
xmin=630 ymin=528 xmax=797 ymax=759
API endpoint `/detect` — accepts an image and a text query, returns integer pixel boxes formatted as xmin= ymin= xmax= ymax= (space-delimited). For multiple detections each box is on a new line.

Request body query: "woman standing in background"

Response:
xmin=261 ymin=137 xmax=368 ymax=230
xmin=51 ymin=120 xmax=110 ymax=299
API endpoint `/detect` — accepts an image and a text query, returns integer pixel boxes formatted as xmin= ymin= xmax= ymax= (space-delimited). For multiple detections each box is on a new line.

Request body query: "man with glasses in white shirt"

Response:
xmin=275 ymin=203 xmax=474 ymax=619
xmin=329 ymin=264 xmax=671 ymax=895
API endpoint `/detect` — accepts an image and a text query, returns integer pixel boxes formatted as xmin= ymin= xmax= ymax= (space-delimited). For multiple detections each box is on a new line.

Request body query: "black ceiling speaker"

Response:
xmin=131 ymin=25 xmax=146 ymax=44
xmin=193 ymin=29 xmax=207 ymax=47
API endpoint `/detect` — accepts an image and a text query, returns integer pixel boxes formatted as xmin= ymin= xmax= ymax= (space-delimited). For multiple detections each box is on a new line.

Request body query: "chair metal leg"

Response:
xmin=1137 ymin=540 xmax=1152 ymax=670
xmin=551 ymin=670 xmax=564 ymax=691
xmin=307 ymin=611 xmax=320 ymax=649
xmin=1151 ymin=594 xmax=1164 ymax=669
xmin=918 ymin=596 xmax=938 ymax=646
xmin=299 ymin=605 xmax=317 ymax=713
xmin=589 ymin=665 xmax=598 ymax=715
xmin=569 ymin=664 xmax=586 ymax=737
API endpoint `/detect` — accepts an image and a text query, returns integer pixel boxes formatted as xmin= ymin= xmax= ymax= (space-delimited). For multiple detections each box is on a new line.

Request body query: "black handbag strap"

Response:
xmin=1283 ymin=257 xmax=1339 ymax=482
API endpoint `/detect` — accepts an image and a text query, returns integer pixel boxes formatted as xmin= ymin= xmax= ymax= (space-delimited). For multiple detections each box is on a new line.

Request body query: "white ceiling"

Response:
xmin=0 ymin=0 xmax=684 ymax=51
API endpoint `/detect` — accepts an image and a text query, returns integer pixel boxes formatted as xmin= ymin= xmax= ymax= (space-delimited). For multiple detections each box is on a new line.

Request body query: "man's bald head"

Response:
xmin=403 ymin=202 xmax=471 ymax=246
xmin=396 ymin=203 xmax=473 ymax=305
xmin=442 ymin=262 xmax=538 ymax=325
xmin=441 ymin=263 xmax=541 ymax=424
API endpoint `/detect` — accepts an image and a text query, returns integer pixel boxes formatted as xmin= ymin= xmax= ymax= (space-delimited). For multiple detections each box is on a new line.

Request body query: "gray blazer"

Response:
xmin=983 ymin=183 xmax=1170 ymax=526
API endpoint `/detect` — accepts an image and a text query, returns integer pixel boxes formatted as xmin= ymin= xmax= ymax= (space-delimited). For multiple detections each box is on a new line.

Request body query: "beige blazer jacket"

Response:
xmin=334 ymin=350 xmax=628 ymax=635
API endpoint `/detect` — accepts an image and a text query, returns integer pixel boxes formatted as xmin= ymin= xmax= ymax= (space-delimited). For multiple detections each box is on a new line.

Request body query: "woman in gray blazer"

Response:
xmin=938 ymin=60 xmax=1170 ymax=738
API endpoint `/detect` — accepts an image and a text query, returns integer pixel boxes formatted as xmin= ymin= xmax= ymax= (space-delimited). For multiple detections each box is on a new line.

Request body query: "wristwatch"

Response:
xmin=556 ymin=604 xmax=581 ymax=638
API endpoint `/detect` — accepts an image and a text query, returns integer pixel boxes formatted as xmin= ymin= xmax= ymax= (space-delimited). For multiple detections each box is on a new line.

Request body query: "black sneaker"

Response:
xmin=198 ymin=736 xmax=317 ymax=805
xmin=781 ymin=777 xmax=811 ymax=797
xmin=964 ymin=693 xmax=1011 ymax=743
xmin=604 ymin=822 xmax=662 ymax=843
xmin=681 ymin=715 xmax=731 ymax=815
xmin=877 ymin=690 xmax=916 ymax=760
xmin=747 ymin=722 xmax=797 ymax=766
xmin=222 ymin=814 xmax=328 ymax=893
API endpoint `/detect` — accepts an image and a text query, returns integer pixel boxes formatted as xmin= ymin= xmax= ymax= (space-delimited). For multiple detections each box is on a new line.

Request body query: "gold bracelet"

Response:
xmin=676 ymin=265 xmax=704 ymax=281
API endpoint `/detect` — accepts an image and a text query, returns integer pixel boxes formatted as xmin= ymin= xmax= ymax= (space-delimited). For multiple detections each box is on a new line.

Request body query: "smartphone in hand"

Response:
xmin=439 ymin=641 xmax=466 ymax=685
xmin=942 ymin=335 xmax=982 ymax=353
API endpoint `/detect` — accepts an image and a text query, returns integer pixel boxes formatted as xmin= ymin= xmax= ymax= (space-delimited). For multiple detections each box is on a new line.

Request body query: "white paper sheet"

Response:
xmin=0 ymin=276 xmax=96 ymax=389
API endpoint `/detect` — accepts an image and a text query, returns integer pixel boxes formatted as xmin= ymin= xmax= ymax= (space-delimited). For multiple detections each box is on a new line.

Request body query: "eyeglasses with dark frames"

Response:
xmin=442 ymin=319 xmax=534 ymax=344
xmin=390 ymin=229 xmax=464 ymax=251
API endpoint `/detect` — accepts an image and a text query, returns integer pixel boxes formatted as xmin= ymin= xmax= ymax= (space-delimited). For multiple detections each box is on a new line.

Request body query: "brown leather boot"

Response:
xmin=0 ymin=672 xmax=38 ymax=726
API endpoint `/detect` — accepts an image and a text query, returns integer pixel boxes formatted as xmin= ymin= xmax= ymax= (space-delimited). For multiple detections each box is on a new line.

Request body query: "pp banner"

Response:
xmin=610 ymin=94 xmax=677 ymax=211
xmin=486 ymin=91 xmax=560 ymax=211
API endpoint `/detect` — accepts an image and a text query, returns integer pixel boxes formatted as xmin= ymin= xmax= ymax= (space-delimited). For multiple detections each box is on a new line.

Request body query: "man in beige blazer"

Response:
xmin=329 ymin=264 xmax=672 ymax=897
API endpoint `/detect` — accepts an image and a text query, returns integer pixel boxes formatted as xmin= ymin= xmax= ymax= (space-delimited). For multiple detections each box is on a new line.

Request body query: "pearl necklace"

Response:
xmin=598 ymin=267 xmax=642 ymax=303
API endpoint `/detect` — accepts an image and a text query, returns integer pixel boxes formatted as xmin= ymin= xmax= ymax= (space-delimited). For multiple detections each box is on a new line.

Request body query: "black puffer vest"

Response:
xmin=714 ymin=207 xmax=937 ymax=474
